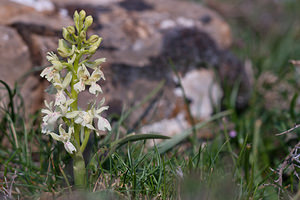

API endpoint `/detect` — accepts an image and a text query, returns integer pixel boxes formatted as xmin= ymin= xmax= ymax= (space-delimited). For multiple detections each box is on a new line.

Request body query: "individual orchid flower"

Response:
xmin=74 ymin=64 xmax=104 ymax=94
xmin=59 ymin=99 xmax=74 ymax=116
xmin=40 ymin=66 xmax=59 ymax=82
xmin=48 ymin=124 xmax=76 ymax=154
xmin=40 ymin=52 xmax=64 ymax=82
xmin=52 ymin=72 xmax=72 ymax=106
xmin=65 ymin=104 xmax=111 ymax=133
xmin=66 ymin=110 xmax=95 ymax=130
xmin=41 ymin=101 xmax=61 ymax=133
xmin=93 ymin=105 xmax=111 ymax=132
xmin=55 ymin=91 xmax=67 ymax=106
xmin=91 ymin=98 xmax=111 ymax=132
xmin=46 ymin=52 xmax=64 ymax=71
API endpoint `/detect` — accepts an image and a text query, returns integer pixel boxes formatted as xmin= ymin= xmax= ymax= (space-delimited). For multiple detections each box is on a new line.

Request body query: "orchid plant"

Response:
xmin=40 ymin=10 xmax=110 ymax=188
xmin=40 ymin=10 xmax=170 ymax=190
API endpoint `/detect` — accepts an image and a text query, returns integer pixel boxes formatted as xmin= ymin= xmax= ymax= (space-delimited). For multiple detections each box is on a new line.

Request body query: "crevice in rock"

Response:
xmin=108 ymin=63 xmax=171 ymax=86
xmin=98 ymin=45 xmax=118 ymax=51
xmin=200 ymin=14 xmax=212 ymax=25
xmin=158 ymin=27 xmax=221 ymax=72
xmin=119 ymin=0 xmax=154 ymax=12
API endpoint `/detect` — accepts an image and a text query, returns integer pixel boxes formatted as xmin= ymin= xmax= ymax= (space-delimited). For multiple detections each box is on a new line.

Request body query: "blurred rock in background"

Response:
xmin=0 ymin=0 xmax=252 ymax=138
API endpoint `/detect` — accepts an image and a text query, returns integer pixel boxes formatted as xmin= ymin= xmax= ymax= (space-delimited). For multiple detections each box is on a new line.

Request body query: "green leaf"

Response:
xmin=111 ymin=133 xmax=170 ymax=148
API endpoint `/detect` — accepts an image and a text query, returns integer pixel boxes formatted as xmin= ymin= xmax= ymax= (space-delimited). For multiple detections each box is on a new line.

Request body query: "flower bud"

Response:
xmin=88 ymin=38 xmax=102 ymax=54
xmin=80 ymin=31 xmax=86 ymax=40
xmin=57 ymin=39 xmax=67 ymax=57
xmin=85 ymin=58 xmax=105 ymax=69
xmin=74 ymin=11 xmax=80 ymax=32
xmin=87 ymin=35 xmax=99 ymax=44
xmin=84 ymin=16 xmax=93 ymax=29
xmin=57 ymin=39 xmax=75 ymax=57
xmin=79 ymin=10 xmax=86 ymax=20
xmin=62 ymin=27 xmax=69 ymax=40
xmin=66 ymin=26 xmax=75 ymax=34
xmin=74 ymin=10 xmax=79 ymax=21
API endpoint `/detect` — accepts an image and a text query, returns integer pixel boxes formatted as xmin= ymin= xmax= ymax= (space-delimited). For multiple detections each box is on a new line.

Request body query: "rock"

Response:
xmin=10 ymin=0 xmax=55 ymax=12
xmin=53 ymin=0 xmax=231 ymax=67
xmin=140 ymin=113 xmax=189 ymax=146
xmin=7 ymin=12 xmax=72 ymax=30
xmin=0 ymin=25 xmax=48 ymax=113
xmin=0 ymin=0 xmax=73 ymax=67
xmin=0 ymin=0 xmax=73 ymax=66
xmin=0 ymin=1 xmax=35 ymax=25
xmin=0 ymin=0 xmax=252 ymax=139
xmin=174 ymin=69 xmax=223 ymax=119
xmin=0 ymin=0 xmax=72 ymax=113
xmin=51 ymin=0 xmax=121 ymax=6
xmin=0 ymin=25 xmax=30 ymax=86
xmin=206 ymin=0 xmax=286 ymax=36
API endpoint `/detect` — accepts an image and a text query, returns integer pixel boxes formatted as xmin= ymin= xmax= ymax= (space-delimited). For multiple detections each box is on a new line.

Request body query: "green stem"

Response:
xmin=64 ymin=89 xmax=71 ymax=98
xmin=71 ymin=55 xmax=80 ymax=145
xmin=69 ymin=23 xmax=92 ymax=189
xmin=63 ymin=63 xmax=76 ymax=74
xmin=80 ymin=128 xmax=90 ymax=152
xmin=69 ymin=49 xmax=87 ymax=188
xmin=73 ymin=123 xmax=80 ymax=145
xmin=73 ymin=150 xmax=86 ymax=188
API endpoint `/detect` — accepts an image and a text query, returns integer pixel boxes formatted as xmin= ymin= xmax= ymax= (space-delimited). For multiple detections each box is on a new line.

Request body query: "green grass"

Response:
xmin=2 ymin=0 xmax=300 ymax=199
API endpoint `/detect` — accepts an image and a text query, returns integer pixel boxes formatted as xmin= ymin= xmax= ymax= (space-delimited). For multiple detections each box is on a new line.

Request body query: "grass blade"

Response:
xmin=156 ymin=110 xmax=233 ymax=154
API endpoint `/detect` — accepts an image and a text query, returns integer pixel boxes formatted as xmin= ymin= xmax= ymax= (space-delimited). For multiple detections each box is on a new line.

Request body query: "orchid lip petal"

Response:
xmin=64 ymin=141 xmax=76 ymax=154
xmin=89 ymin=83 xmax=102 ymax=94
xmin=55 ymin=91 xmax=67 ymax=106
xmin=97 ymin=115 xmax=111 ymax=131
xmin=74 ymin=81 xmax=85 ymax=92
